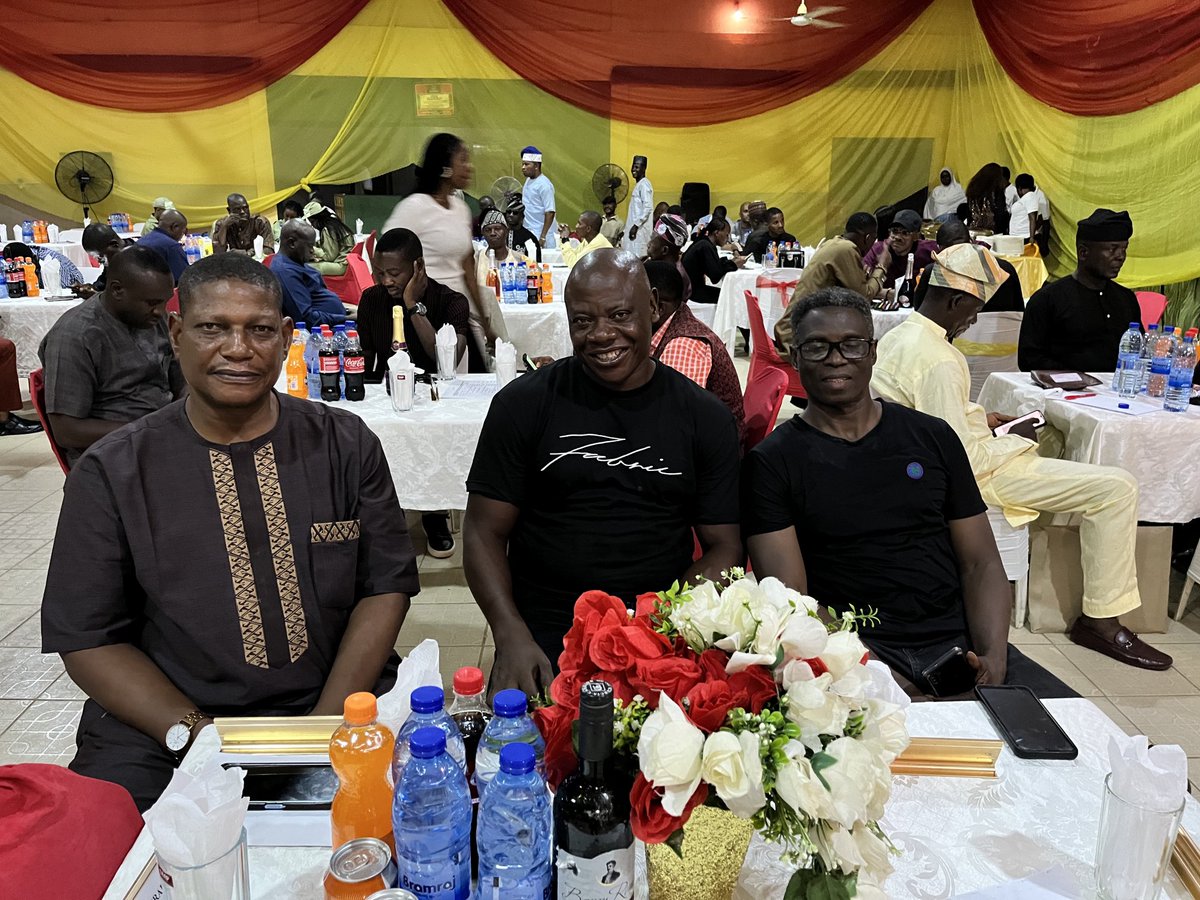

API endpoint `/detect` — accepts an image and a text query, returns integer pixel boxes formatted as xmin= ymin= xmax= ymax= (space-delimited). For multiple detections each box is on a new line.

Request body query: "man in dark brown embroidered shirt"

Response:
xmin=41 ymin=254 xmax=420 ymax=811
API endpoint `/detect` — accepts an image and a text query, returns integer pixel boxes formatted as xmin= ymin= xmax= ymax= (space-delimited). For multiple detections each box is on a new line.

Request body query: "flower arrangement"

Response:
xmin=532 ymin=571 xmax=911 ymax=900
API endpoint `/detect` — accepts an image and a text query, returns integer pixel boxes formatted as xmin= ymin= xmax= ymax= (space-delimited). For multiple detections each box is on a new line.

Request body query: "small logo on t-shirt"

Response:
xmin=906 ymin=461 xmax=925 ymax=480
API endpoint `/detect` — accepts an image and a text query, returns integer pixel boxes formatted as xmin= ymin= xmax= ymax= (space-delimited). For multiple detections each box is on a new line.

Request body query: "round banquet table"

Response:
xmin=33 ymin=240 xmax=92 ymax=269
xmin=996 ymin=253 xmax=1049 ymax=298
xmin=498 ymin=301 xmax=572 ymax=360
xmin=0 ymin=295 xmax=82 ymax=376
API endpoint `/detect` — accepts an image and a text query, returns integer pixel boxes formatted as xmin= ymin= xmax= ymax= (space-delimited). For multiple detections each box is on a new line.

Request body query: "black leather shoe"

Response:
xmin=1069 ymin=619 xmax=1173 ymax=671
xmin=0 ymin=414 xmax=42 ymax=436
xmin=422 ymin=513 xmax=456 ymax=559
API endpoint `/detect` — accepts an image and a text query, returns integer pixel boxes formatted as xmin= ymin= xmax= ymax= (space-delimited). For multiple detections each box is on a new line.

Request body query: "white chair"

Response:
xmin=954 ymin=311 xmax=1023 ymax=402
xmin=1174 ymin=546 xmax=1200 ymax=621
xmin=987 ymin=506 xmax=1029 ymax=627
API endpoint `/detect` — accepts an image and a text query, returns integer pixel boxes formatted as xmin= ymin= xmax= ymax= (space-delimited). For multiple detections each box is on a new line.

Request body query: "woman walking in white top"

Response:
xmin=384 ymin=133 xmax=507 ymax=367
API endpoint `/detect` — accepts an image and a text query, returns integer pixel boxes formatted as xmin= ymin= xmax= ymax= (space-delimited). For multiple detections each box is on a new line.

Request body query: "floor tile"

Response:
xmin=0 ymin=698 xmax=32 ymax=732
xmin=0 ymin=648 xmax=62 ymax=700
xmin=1114 ymin=697 xmax=1200 ymax=756
xmin=1008 ymin=626 xmax=1048 ymax=645
xmin=1018 ymin=645 xmax=1102 ymax=697
xmin=0 ymin=699 xmax=82 ymax=765
xmin=0 ymin=513 xmax=61 ymax=541
xmin=1 ymin=470 xmax=67 ymax=494
xmin=1058 ymin=645 xmax=1197 ymax=697
xmin=398 ymin=644 xmax=482 ymax=676
xmin=0 ymin=604 xmax=37 ymax=643
xmin=1154 ymin=645 xmax=1200 ymax=689
xmin=1 ymin=538 xmax=51 ymax=568
xmin=24 ymin=493 xmax=64 ymax=515
xmin=0 ymin=490 xmax=57 ymax=515
xmin=397 ymin=602 xmax=487 ymax=649
xmin=40 ymin=672 xmax=86 ymax=701
xmin=418 ymin=567 xmax=469 ymax=589
xmin=419 ymin=544 xmax=464 ymax=571
xmin=0 ymin=568 xmax=47 ymax=604
xmin=1088 ymin=699 xmax=1138 ymax=737
xmin=10 ymin=546 xmax=54 ymax=570
xmin=1139 ymin=619 xmax=1200 ymax=645
xmin=411 ymin=583 xmax=475 ymax=606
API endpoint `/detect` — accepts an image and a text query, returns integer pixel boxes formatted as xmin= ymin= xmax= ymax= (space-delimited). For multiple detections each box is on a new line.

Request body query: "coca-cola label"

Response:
xmin=344 ymin=355 xmax=365 ymax=374
xmin=319 ymin=355 xmax=340 ymax=373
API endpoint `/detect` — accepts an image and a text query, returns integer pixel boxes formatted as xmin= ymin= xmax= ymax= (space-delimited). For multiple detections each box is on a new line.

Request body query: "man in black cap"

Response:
xmin=863 ymin=208 xmax=939 ymax=283
xmin=1018 ymin=209 xmax=1139 ymax=372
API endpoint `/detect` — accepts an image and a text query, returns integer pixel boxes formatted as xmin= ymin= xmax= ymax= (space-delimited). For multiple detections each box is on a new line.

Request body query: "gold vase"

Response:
xmin=645 ymin=805 xmax=754 ymax=900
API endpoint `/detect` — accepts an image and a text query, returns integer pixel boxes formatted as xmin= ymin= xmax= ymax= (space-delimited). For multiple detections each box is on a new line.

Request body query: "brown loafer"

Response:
xmin=1068 ymin=619 xmax=1173 ymax=671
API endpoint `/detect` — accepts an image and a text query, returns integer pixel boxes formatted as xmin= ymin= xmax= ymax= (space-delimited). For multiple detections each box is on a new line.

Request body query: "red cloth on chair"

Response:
xmin=0 ymin=337 xmax=21 ymax=411
xmin=1 ymin=763 xmax=144 ymax=899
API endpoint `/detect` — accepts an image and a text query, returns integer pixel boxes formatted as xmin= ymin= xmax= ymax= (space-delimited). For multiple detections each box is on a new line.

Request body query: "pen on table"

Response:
xmin=1064 ymin=393 xmax=1096 ymax=400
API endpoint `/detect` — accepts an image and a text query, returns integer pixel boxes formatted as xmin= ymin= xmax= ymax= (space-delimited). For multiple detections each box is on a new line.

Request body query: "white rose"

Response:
xmin=670 ymin=580 xmax=723 ymax=648
xmin=785 ymin=674 xmax=850 ymax=750
xmin=724 ymin=649 xmax=777 ymax=673
xmin=861 ymin=706 xmax=910 ymax=764
xmin=775 ymin=756 xmax=831 ymax=819
xmin=778 ymin=612 xmax=829 ymax=662
xmin=819 ymin=630 xmax=868 ymax=680
xmin=713 ymin=578 xmax=762 ymax=650
xmin=780 ymin=657 xmax=816 ymax=690
xmin=820 ymin=736 xmax=890 ymax=828
xmin=637 ymin=692 xmax=704 ymax=816
xmin=862 ymin=658 xmax=912 ymax=712
xmin=853 ymin=825 xmax=893 ymax=877
xmin=700 ymin=731 xmax=766 ymax=819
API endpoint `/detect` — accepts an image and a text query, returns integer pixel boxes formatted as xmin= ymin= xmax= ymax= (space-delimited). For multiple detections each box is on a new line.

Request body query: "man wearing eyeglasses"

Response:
xmin=743 ymin=285 xmax=1075 ymax=699
xmin=872 ymin=243 xmax=1170 ymax=672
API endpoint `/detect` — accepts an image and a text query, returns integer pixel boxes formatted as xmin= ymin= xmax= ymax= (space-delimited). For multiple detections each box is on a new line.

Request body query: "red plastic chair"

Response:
xmin=742 ymin=366 xmax=790 ymax=452
xmin=323 ymin=240 xmax=367 ymax=304
xmin=744 ymin=290 xmax=807 ymax=399
xmin=165 ymin=288 xmax=179 ymax=315
xmin=1136 ymin=291 xmax=1168 ymax=329
xmin=344 ymin=252 xmax=376 ymax=301
xmin=28 ymin=369 xmax=70 ymax=475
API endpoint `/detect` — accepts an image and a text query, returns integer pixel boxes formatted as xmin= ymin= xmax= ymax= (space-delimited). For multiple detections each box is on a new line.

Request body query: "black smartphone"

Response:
xmin=975 ymin=684 xmax=1078 ymax=760
xmin=920 ymin=646 xmax=976 ymax=697
xmin=223 ymin=763 xmax=339 ymax=810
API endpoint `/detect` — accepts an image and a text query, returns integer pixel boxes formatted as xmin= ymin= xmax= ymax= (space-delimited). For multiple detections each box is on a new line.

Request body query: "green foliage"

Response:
xmin=784 ymin=868 xmax=859 ymax=900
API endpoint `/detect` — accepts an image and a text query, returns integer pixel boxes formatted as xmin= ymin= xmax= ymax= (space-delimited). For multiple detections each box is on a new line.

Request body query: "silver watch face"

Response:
xmin=165 ymin=722 xmax=190 ymax=752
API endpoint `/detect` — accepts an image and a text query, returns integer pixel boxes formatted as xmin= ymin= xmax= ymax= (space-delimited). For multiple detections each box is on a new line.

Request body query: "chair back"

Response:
xmin=261 ymin=253 xmax=274 ymax=269
xmin=742 ymin=366 xmax=790 ymax=451
xmin=1135 ymin=291 xmax=1168 ymax=329
xmin=165 ymin=288 xmax=179 ymax=315
xmin=744 ymin=290 xmax=807 ymax=399
xmin=28 ymin=368 xmax=70 ymax=475
xmin=364 ymin=229 xmax=377 ymax=261
xmin=954 ymin=311 xmax=1023 ymax=402
xmin=345 ymin=252 xmax=375 ymax=301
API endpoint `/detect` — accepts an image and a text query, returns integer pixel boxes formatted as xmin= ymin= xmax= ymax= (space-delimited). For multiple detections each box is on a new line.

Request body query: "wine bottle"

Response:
xmin=898 ymin=252 xmax=916 ymax=308
xmin=391 ymin=304 xmax=407 ymax=355
xmin=554 ymin=680 xmax=633 ymax=900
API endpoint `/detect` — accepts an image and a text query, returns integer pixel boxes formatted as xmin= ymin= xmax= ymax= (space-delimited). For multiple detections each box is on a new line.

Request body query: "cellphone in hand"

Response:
xmin=920 ymin=646 xmax=977 ymax=697
xmin=994 ymin=410 xmax=1046 ymax=436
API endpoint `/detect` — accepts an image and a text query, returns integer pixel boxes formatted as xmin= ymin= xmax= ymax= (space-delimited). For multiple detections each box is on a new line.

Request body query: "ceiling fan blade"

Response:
xmin=806 ymin=5 xmax=846 ymax=15
xmin=810 ymin=18 xmax=845 ymax=28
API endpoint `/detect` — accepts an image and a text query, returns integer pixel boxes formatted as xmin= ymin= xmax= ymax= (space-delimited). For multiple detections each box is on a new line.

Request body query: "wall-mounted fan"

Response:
xmin=54 ymin=151 xmax=114 ymax=221
xmin=591 ymin=164 xmax=630 ymax=204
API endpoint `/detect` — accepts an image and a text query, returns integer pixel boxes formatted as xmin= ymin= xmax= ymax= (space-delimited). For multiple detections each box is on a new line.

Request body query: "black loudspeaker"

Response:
xmin=680 ymin=182 xmax=710 ymax=225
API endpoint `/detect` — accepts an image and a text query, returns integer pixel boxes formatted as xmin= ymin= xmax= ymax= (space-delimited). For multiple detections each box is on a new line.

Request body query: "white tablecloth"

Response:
xmin=499 ymin=301 xmax=571 ymax=359
xmin=978 ymin=372 xmax=1200 ymax=523
xmin=0 ymin=296 xmax=82 ymax=375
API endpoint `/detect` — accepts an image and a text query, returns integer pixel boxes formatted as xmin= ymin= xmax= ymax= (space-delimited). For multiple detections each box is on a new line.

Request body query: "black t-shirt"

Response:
xmin=743 ymin=228 xmax=798 ymax=262
xmin=1018 ymin=275 xmax=1141 ymax=372
xmin=742 ymin=402 xmax=985 ymax=647
xmin=356 ymin=279 xmax=475 ymax=379
xmin=466 ymin=357 xmax=740 ymax=633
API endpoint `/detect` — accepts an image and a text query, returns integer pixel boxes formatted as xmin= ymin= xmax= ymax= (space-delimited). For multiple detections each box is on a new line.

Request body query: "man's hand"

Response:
xmin=987 ymin=412 xmax=1015 ymax=432
xmin=403 ymin=260 xmax=427 ymax=310
xmin=487 ymin=636 xmax=553 ymax=702
xmin=343 ymin=303 xmax=359 ymax=316
xmin=557 ymin=224 xmax=570 ymax=240
xmin=629 ymin=225 xmax=639 ymax=241
xmin=967 ymin=649 xmax=1006 ymax=687
xmin=875 ymin=290 xmax=900 ymax=311
xmin=71 ymin=283 xmax=96 ymax=299
xmin=875 ymin=244 xmax=893 ymax=273
xmin=733 ymin=253 xmax=748 ymax=268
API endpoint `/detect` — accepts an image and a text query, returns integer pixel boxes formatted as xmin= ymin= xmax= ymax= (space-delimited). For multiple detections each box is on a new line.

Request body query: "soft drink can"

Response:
xmin=365 ymin=891 xmax=419 ymax=900
xmin=324 ymin=838 xmax=397 ymax=900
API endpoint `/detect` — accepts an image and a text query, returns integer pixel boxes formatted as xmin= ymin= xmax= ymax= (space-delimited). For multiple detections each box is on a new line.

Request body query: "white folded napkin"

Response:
xmin=436 ymin=323 xmax=457 ymax=349
xmin=1108 ymin=733 xmax=1186 ymax=813
xmin=495 ymin=339 xmax=517 ymax=386
xmin=377 ymin=638 xmax=442 ymax=734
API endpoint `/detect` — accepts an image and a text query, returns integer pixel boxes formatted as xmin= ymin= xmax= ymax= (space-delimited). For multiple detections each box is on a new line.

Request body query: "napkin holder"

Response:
xmin=215 ymin=715 xmax=340 ymax=755
xmin=890 ymin=737 xmax=1003 ymax=778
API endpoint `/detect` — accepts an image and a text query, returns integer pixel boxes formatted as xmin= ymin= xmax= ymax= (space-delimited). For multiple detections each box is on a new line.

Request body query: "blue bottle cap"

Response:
xmin=1130 ymin=322 xmax=1141 ymax=328
xmin=410 ymin=685 xmax=445 ymax=714
xmin=409 ymin=726 xmax=446 ymax=759
xmin=499 ymin=742 xmax=536 ymax=776
xmin=493 ymin=689 xmax=528 ymax=718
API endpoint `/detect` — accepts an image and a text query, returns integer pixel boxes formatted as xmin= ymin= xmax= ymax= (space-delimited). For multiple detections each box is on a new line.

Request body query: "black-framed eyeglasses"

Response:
xmin=888 ymin=225 xmax=916 ymax=236
xmin=795 ymin=338 xmax=876 ymax=362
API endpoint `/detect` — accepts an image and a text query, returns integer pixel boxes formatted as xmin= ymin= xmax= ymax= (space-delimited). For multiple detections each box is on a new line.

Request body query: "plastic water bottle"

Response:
xmin=515 ymin=260 xmax=528 ymax=306
xmin=474 ymin=689 xmax=546 ymax=799
xmin=1137 ymin=323 xmax=1159 ymax=392
xmin=393 ymin=726 xmax=472 ymax=900
xmin=1164 ymin=334 xmax=1196 ymax=412
xmin=477 ymin=743 xmax=553 ymax=900
xmin=305 ymin=325 xmax=323 ymax=400
xmin=393 ymin=686 xmax=467 ymax=783
xmin=1113 ymin=323 xmax=1143 ymax=397
xmin=332 ymin=325 xmax=350 ymax=399
xmin=1147 ymin=327 xmax=1175 ymax=398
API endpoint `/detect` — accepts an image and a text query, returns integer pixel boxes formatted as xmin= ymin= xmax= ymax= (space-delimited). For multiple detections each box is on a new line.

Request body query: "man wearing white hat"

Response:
xmin=520 ymin=146 xmax=557 ymax=249
xmin=143 ymin=197 xmax=174 ymax=234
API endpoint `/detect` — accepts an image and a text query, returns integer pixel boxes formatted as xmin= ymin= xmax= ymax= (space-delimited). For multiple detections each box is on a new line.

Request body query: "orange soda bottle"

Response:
xmin=540 ymin=264 xmax=553 ymax=303
xmin=22 ymin=258 xmax=39 ymax=296
xmin=330 ymin=692 xmax=396 ymax=854
xmin=285 ymin=334 xmax=306 ymax=398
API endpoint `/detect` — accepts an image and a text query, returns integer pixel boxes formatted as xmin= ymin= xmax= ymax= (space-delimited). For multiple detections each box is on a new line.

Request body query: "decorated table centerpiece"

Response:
xmin=533 ymin=570 xmax=910 ymax=900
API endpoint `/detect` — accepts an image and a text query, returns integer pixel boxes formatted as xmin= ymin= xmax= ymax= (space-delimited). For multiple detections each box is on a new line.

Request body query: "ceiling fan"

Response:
xmin=772 ymin=3 xmax=847 ymax=28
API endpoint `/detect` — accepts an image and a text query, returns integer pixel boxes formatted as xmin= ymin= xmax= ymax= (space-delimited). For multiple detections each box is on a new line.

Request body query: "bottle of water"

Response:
xmin=1137 ymin=323 xmax=1159 ymax=392
xmin=477 ymin=743 xmax=553 ymax=900
xmin=1113 ymin=323 xmax=1143 ymax=397
xmin=474 ymin=689 xmax=546 ymax=799
xmin=515 ymin=260 xmax=528 ymax=305
xmin=393 ymin=686 xmax=467 ymax=783
xmin=393 ymin=726 xmax=472 ymax=900
xmin=1164 ymin=334 xmax=1197 ymax=412
xmin=1147 ymin=327 xmax=1175 ymax=398
xmin=305 ymin=326 xmax=324 ymax=400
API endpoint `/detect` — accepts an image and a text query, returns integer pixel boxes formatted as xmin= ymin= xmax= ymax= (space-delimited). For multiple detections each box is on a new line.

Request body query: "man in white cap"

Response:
xmin=144 ymin=197 xmax=174 ymax=234
xmin=626 ymin=155 xmax=653 ymax=257
xmin=520 ymin=146 xmax=557 ymax=249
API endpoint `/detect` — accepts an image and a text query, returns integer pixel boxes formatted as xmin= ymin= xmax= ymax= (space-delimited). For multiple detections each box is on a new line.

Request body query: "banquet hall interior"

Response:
xmin=4 ymin=0 xmax=1200 ymax=833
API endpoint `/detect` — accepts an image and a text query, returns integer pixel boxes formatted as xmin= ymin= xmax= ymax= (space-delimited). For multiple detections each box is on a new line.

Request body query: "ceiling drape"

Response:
xmin=0 ymin=0 xmax=372 ymax=112
xmin=973 ymin=0 xmax=1200 ymax=116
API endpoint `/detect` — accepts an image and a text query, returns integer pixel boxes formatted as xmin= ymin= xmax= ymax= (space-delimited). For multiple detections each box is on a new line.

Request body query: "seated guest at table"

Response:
xmin=694 ymin=204 xmax=727 ymax=235
xmin=682 ymin=216 xmax=746 ymax=304
xmin=0 ymin=338 xmax=41 ymax=436
xmin=3 ymin=241 xmax=85 ymax=293
xmin=924 ymin=167 xmax=966 ymax=222
xmin=40 ymin=253 xmax=420 ymax=810
xmin=474 ymin=195 xmax=497 ymax=238
xmin=558 ymin=210 xmax=613 ymax=269
xmin=464 ymin=249 xmax=742 ymax=692
xmin=652 ymin=201 xmax=670 ymax=232
xmin=912 ymin=220 xmax=1024 ymax=313
xmin=863 ymin=208 xmax=938 ymax=283
xmin=745 ymin=287 xmax=1074 ymax=699
xmin=873 ymin=243 xmax=1169 ymax=671
xmin=304 ymin=201 xmax=355 ymax=276
xmin=646 ymin=260 xmax=744 ymax=446
xmin=213 ymin=192 xmax=275 ymax=256
xmin=600 ymin=195 xmax=624 ymax=248
xmin=1018 ymin=209 xmax=1139 ymax=373
xmin=272 ymin=199 xmax=304 ymax=243
xmin=731 ymin=201 xmax=755 ymax=249
xmin=71 ymin=223 xmax=126 ymax=298
xmin=645 ymin=213 xmax=692 ymax=301
xmin=504 ymin=197 xmax=542 ymax=262
xmin=38 ymin=247 xmax=182 ymax=467
xmin=143 ymin=196 xmax=174 ymax=234
xmin=270 ymin=220 xmax=350 ymax=328
xmin=475 ymin=209 xmax=527 ymax=290
xmin=137 ymin=210 xmax=190 ymax=283
xmin=742 ymin=207 xmax=797 ymax=263
xmin=775 ymin=212 xmax=890 ymax=353
xmin=1008 ymin=174 xmax=1040 ymax=245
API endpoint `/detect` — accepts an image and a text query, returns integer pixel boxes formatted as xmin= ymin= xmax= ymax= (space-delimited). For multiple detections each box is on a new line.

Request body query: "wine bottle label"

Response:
xmin=556 ymin=844 xmax=635 ymax=900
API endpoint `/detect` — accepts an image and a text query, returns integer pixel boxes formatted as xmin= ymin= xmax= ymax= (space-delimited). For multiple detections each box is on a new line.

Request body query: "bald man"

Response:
xmin=139 ymin=209 xmax=190 ymax=283
xmin=558 ymin=210 xmax=613 ymax=269
xmin=464 ymin=248 xmax=742 ymax=695
xmin=212 ymin=192 xmax=274 ymax=256
xmin=269 ymin=220 xmax=349 ymax=327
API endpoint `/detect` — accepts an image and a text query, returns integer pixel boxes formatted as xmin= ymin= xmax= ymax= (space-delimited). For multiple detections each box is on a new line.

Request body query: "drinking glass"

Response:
xmin=157 ymin=827 xmax=249 ymax=900
xmin=1095 ymin=773 xmax=1184 ymax=900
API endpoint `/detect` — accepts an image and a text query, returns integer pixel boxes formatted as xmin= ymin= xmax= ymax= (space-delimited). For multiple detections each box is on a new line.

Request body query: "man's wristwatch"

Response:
xmin=409 ymin=301 xmax=427 ymax=317
xmin=165 ymin=710 xmax=208 ymax=754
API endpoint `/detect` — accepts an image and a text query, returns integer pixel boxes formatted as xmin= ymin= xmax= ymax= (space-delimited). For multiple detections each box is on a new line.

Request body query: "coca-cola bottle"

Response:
xmin=343 ymin=329 xmax=365 ymax=401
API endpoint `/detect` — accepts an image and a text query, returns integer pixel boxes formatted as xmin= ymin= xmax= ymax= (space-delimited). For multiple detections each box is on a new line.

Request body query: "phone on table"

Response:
xmin=975 ymin=684 xmax=1078 ymax=760
xmin=223 ymin=763 xmax=338 ymax=810
xmin=920 ymin=646 xmax=977 ymax=698
xmin=994 ymin=410 xmax=1046 ymax=436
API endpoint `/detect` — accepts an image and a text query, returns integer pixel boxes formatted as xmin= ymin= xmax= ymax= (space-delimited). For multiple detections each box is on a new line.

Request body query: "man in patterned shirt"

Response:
xmin=41 ymin=254 xmax=420 ymax=810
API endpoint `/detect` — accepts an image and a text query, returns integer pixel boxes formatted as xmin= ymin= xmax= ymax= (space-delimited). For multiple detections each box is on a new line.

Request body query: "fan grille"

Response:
xmin=54 ymin=151 xmax=115 ymax=206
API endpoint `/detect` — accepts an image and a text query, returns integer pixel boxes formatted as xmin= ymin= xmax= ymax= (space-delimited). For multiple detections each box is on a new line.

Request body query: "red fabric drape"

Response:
xmin=0 ymin=0 xmax=372 ymax=112
xmin=441 ymin=0 xmax=933 ymax=126
xmin=974 ymin=0 xmax=1200 ymax=116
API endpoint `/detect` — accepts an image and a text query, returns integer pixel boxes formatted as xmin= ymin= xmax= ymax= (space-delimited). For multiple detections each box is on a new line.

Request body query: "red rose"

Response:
xmin=683 ymin=680 xmax=738 ymax=733
xmin=634 ymin=591 xmax=661 ymax=621
xmin=698 ymin=648 xmax=732 ymax=681
xmin=727 ymin=664 xmax=778 ymax=713
xmin=550 ymin=666 xmax=593 ymax=711
xmin=630 ymin=773 xmax=709 ymax=844
xmin=589 ymin=616 xmax=672 ymax=672
xmin=629 ymin=654 xmax=703 ymax=707
xmin=533 ymin=704 xmax=577 ymax=791
xmin=559 ymin=591 xmax=628 ymax=673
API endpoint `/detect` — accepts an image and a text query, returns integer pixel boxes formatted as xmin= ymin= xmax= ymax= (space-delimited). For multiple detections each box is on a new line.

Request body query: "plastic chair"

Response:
xmin=1174 ymin=546 xmax=1200 ymax=621
xmin=165 ymin=288 xmax=179 ymax=315
xmin=28 ymin=369 xmax=70 ymax=475
xmin=344 ymin=252 xmax=375 ymax=302
xmin=742 ymin=366 xmax=790 ymax=451
xmin=987 ymin=506 xmax=1029 ymax=627
xmin=323 ymin=241 xmax=367 ymax=304
xmin=1135 ymin=291 xmax=1167 ymax=329
xmin=954 ymin=311 xmax=1023 ymax=402
xmin=743 ymin=290 xmax=806 ymax=399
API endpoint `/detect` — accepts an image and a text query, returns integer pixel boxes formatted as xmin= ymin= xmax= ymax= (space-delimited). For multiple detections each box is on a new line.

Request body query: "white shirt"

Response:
xmin=522 ymin=174 xmax=557 ymax=248
xmin=1032 ymin=188 xmax=1049 ymax=221
xmin=1009 ymin=191 xmax=1039 ymax=239
xmin=1004 ymin=183 xmax=1019 ymax=212
xmin=383 ymin=192 xmax=473 ymax=298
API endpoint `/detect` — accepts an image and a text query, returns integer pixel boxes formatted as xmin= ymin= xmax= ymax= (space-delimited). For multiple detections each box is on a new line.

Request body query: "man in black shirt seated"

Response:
xmin=742 ymin=287 xmax=1073 ymax=699
xmin=1018 ymin=209 xmax=1140 ymax=372
xmin=743 ymin=206 xmax=798 ymax=263
xmin=464 ymin=248 xmax=743 ymax=695
xmin=912 ymin=220 xmax=1025 ymax=312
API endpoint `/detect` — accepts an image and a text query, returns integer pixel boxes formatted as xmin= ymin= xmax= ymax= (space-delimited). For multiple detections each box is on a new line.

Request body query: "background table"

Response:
xmin=979 ymin=372 xmax=1200 ymax=523
xmin=500 ymin=301 xmax=572 ymax=360
xmin=0 ymin=295 xmax=82 ymax=375
xmin=996 ymin=253 xmax=1049 ymax=298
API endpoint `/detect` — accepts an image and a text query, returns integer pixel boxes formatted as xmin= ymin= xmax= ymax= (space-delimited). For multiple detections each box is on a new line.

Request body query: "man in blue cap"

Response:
xmin=520 ymin=146 xmax=557 ymax=249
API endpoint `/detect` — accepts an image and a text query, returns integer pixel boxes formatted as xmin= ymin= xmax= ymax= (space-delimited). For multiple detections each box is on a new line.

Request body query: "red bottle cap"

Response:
xmin=453 ymin=666 xmax=484 ymax=696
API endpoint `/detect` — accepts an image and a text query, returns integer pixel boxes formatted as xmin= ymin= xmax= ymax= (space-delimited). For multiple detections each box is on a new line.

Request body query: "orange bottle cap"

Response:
xmin=343 ymin=691 xmax=377 ymax=725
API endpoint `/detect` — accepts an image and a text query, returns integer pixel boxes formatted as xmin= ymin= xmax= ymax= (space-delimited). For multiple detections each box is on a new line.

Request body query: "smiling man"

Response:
xmin=41 ymin=254 xmax=419 ymax=810
xmin=464 ymin=248 xmax=742 ymax=695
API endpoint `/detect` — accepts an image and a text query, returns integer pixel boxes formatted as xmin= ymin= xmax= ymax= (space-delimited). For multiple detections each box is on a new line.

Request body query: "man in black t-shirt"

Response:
xmin=742 ymin=286 xmax=1073 ymax=699
xmin=465 ymin=249 xmax=742 ymax=696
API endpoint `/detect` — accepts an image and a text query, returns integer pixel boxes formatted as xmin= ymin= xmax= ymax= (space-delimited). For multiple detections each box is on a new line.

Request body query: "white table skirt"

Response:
xmin=0 ymin=296 xmax=82 ymax=376
xmin=497 ymin=301 xmax=572 ymax=360
xmin=978 ymin=372 xmax=1200 ymax=523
